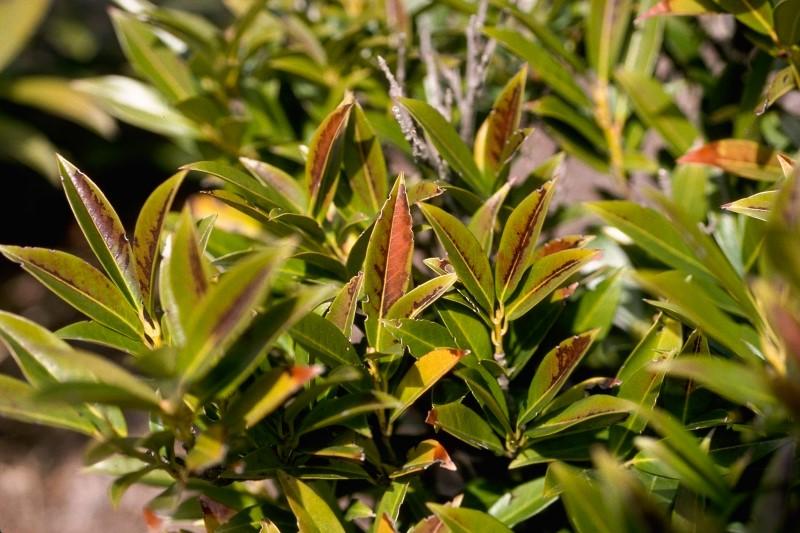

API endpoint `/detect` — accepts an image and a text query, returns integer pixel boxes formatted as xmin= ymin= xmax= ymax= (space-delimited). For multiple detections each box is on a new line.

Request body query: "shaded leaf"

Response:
xmin=525 ymin=395 xmax=631 ymax=440
xmin=383 ymin=319 xmax=457 ymax=358
xmin=758 ymin=67 xmax=796 ymax=115
xmin=240 ymin=156 xmax=306 ymax=213
xmin=57 ymin=321 xmax=146 ymax=357
xmin=573 ymin=268 xmax=624 ymax=338
xmin=469 ymin=183 xmax=510 ymax=253
xmin=298 ymin=392 xmax=400 ymax=435
xmin=0 ymin=374 xmax=95 ymax=434
xmin=0 ymin=0 xmax=50 ymax=72
xmin=488 ymin=477 xmax=558 ymax=528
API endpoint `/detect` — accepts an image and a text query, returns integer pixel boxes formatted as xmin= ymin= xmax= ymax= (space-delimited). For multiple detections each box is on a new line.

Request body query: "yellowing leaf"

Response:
xmin=427 ymin=503 xmax=513 ymax=533
xmin=391 ymin=439 xmax=456 ymax=478
xmin=277 ymin=471 xmax=347 ymax=533
xmin=0 ymin=0 xmax=50 ymax=72
xmin=325 ymin=271 xmax=364 ymax=338
xmin=679 ymin=140 xmax=785 ymax=181
xmin=391 ymin=348 xmax=467 ymax=422
xmin=385 ymin=273 xmax=457 ymax=320
xmin=480 ymin=67 xmax=527 ymax=174
xmin=722 ymin=190 xmax=776 ymax=221
xmin=637 ymin=0 xmax=718 ymax=21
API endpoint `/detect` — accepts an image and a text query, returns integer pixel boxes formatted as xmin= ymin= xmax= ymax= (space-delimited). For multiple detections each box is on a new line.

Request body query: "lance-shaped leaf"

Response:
xmin=110 ymin=9 xmax=196 ymax=103
xmin=587 ymin=0 xmax=633 ymax=81
xmin=495 ymin=181 xmax=557 ymax=300
xmin=398 ymin=98 xmax=489 ymax=196
xmin=610 ymin=316 xmax=681 ymax=452
xmin=290 ymin=312 xmax=361 ymax=367
xmin=438 ymin=300 xmax=492 ymax=359
xmin=457 ymin=365 xmax=512 ymax=434
xmin=488 ymin=477 xmax=558 ymax=528
xmin=133 ymin=171 xmax=184 ymax=315
xmin=161 ymin=208 xmax=211 ymax=344
xmin=344 ymin=103 xmax=389 ymax=215
xmin=277 ymin=471 xmax=347 ymax=533
xmin=391 ymin=439 xmax=456 ymax=478
xmin=678 ymin=140 xmax=785 ymax=181
xmin=638 ymin=0 xmax=718 ymax=20
xmin=0 ymin=0 xmax=50 ymax=73
xmin=385 ymin=273 xmax=457 ymax=320
xmin=297 ymin=392 xmax=400 ymax=435
xmin=420 ymin=204 xmax=494 ymax=313
xmin=0 ymin=246 xmax=143 ymax=339
xmin=426 ymin=401 xmax=505 ymax=454
xmin=614 ymin=70 xmax=699 ymax=156
xmin=178 ymin=245 xmax=293 ymax=384
xmin=548 ymin=462 xmax=613 ymax=533
xmin=371 ymin=482 xmax=408 ymax=533
xmin=57 ymin=155 xmax=141 ymax=308
xmin=57 ymin=321 xmax=146 ymax=357
xmin=722 ymin=190 xmax=776 ymax=221
xmin=518 ymin=330 xmax=599 ymax=426
xmin=469 ymin=183 xmax=510 ymax=253
xmin=183 ymin=160 xmax=280 ymax=213
xmin=227 ymin=365 xmax=322 ymax=429
xmin=384 ymin=319 xmax=457 ymax=358
xmin=428 ymin=504 xmax=513 ymax=533
xmin=240 ymin=156 xmax=306 ymax=213
xmin=325 ymin=271 xmax=363 ymax=338
xmin=573 ymin=268 xmax=624 ymax=338
xmin=363 ymin=176 xmax=413 ymax=348
xmin=479 ymin=67 xmax=527 ymax=174
xmin=0 ymin=374 xmax=95 ymax=435
xmin=525 ymin=395 xmax=632 ymax=440
xmin=0 ymin=310 xmax=75 ymax=387
xmin=506 ymin=249 xmax=598 ymax=320
xmin=487 ymin=27 xmax=592 ymax=109
xmin=390 ymin=348 xmax=467 ymax=422
xmin=307 ymin=94 xmax=354 ymax=218
xmin=758 ymin=66 xmax=796 ymax=115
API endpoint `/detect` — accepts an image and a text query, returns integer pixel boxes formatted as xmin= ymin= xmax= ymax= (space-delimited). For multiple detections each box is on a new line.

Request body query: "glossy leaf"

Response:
xmin=298 ymin=392 xmax=400 ymax=435
xmin=398 ymin=98 xmax=488 ymax=195
xmin=385 ymin=273 xmax=457 ymax=320
xmin=58 ymin=156 xmax=141 ymax=308
xmin=133 ymin=171 xmax=184 ymax=315
xmin=437 ymin=300 xmax=492 ymax=359
xmin=344 ymin=103 xmax=389 ymax=215
xmin=549 ymin=462 xmax=613 ymax=533
xmin=420 ymin=203 xmax=494 ymax=313
xmin=277 ymin=471 xmax=347 ymax=533
xmin=488 ymin=477 xmax=558 ymax=528
xmin=383 ymin=319 xmax=458 ymax=358
xmin=0 ymin=374 xmax=94 ymax=435
xmin=479 ymin=67 xmax=527 ymax=174
xmin=392 ymin=439 xmax=456 ymax=477
xmin=495 ymin=181 xmax=557 ymax=300
xmin=679 ymin=140 xmax=784 ymax=181
xmin=519 ymin=330 xmax=599 ymax=426
xmin=573 ymin=268 xmax=624 ymax=338
xmin=722 ymin=190 xmax=775 ymax=221
xmin=363 ymin=176 xmax=414 ymax=349
xmin=638 ymin=0 xmax=718 ymax=20
xmin=0 ymin=246 xmax=143 ymax=339
xmin=307 ymin=94 xmax=354 ymax=218
xmin=183 ymin=160 xmax=280 ymax=212
xmin=240 ymin=156 xmax=306 ymax=213
xmin=0 ymin=0 xmax=50 ymax=72
xmin=758 ymin=67 xmax=796 ymax=115
xmin=325 ymin=271 xmax=364 ymax=338
xmin=427 ymin=503 xmax=513 ymax=533
xmin=371 ymin=482 xmax=407 ymax=533
xmin=57 ymin=321 xmax=145 ymax=357
xmin=427 ymin=401 xmax=504 ymax=454
xmin=525 ymin=395 xmax=632 ymax=440
xmin=391 ymin=348 xmax=466 ymax=422
xmin=587 ymin=0 xmax=633 ymax=81
xmin=291 ymin=312 xmax=361 ymax=367
xmin=469 ymin=183 xmax=510 ymax=253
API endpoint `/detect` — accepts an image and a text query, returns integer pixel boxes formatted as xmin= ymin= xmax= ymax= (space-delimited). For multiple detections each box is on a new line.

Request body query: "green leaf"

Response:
xmin=758 ymin=67 xmax=796 ymax=115
xmin=437 ymin=300 xmax=492 ymax=359
xmin=427 ymin=504 xmax=513 ymax=533
xmin=723 ymin=190 xmax=775 ymax=221
xmin=183 ymin=160 xmax=281 ymax=213
xmin=525 ymin=395 xmax=632 ymax=440
xmin=57 ymin=155 xmax=141 ymax=308
xmin=307 ymin=94 xmax=355 ymax=218
xmin=0 ymin=310 xmax=75 ymax=387
xmin=457 ymin=365 xmax=512 ymax=434
xmin=110 ymin=9 xmax=197 ymax=102
xmin=528 ymin=96 xmax=607 ymax=148
xmin=427 ymin=400 xmax=505 ymax=454
xmin=240 ymin=156 xmax=306 ymax=213
xmin=363 ymin=176 xmax=414 ymax=350
xmin=519 ymin=330 xmax=599 ymax=426
xmin=495 ymin=181 xmax=557 ymax=300
xmin=0 ymin=374 xmax=94 ymax=434
xmin=549 ymin=462 xmax=614 ymax=533
xmin=775 ymin=0 xmax=800 ymax=44
xmin=614 ymin=70 xmax=699 ymax=156
xmin=385 ymin=273 xmax=457 ymax=320
xmin=486 ymin=27 xmax=592 ymax=109
xmin=325 ymin=272 xmax=364 ymax=338
xmin=290 ymin=312 xmax=361 ymax=367
xmin=478 ymin=67 xmax=527 ymax=174
xmin=178 ymin=245 xmax=293 ymax=383
xmin=468 ymin=183 xmax=510 ymax=253
xmin=277 ymin=471 xmax=347 ymax=533
xmin=488 ymin=477 xmax=558 ymax=528
xmin=227 ymin=366 xmax=322 ymax=429
xmin=398 ymin=98 xmax=489 ymax=195
xmin=73 ymin=76 xmax=199 ymax=138
xmin=371 ymin=482 xmax=408 ymax=533
xmin=505 ymin=249 xmax=598 ymax=320
xmin=391 ymin=348 xmax=467 ymax=422
xmin=573 ymin=268 xmax=624 ymax=338
xmin=420 ymin=203 xmax=494 ymax=314
xmin=654 ymin=356 xmax=777 ymax=410
xmin=1 ymin=76 xmax=115 ymax=137
xmin=298 ymin=392 xmax=400 ymax=435
xmin=0 ymin=0 xmax=50 ymax=72
xmin=344 ymin=103 xmax=389 ymax=216
xmin=383 ymin=319 xmax=458 ymax=358
xmin=0 ymin=114 xmax=57 ymax=182
xmin=638 ymin=0 xmax=719 ymax=20
xmin=57 ymin=321 xmax=146 ymax=357
xmin=133 ymin=171 xmax=184 ymax=315
xmin=587 ymin=0 xmax=633 ymax=81
xmin=679 ymin=140 xmax=784 ymax=181
xmin=0 ymin=246 xmax=143 ymax=339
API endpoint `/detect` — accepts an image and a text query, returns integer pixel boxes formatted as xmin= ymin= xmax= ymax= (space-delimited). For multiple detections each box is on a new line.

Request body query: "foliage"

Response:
xmin=2 ymin=0 xmax=800 ymax=532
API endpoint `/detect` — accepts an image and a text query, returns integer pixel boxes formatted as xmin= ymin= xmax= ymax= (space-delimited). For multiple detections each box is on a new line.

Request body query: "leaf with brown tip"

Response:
xmin=363 ymin=176 xmax=414 ymax=349
xmin=495 ymin=181 xmax=557 ymax=300
xmin=390 ymin=348 xmax=467 ymax=423
xmin=480 ymin=66 xmax=527 ymax=175
xmin=133 ymin=171 xmax=184 ymax=315
xmin=679 ymin=140 xmax=785 ymax=181
xmin=518 ymin=330 xmax=599 ymax=427
xmin=325 ymin=271 xmax=364 ymax=338
xmin=307 ymin=94 xmax=354 ymax=219
xmin=385 ymin=273 xmax=457 ymax=320
xmin=391 ymin=439 xmax=456 ymax=478
xmin=58 ymin=155 xmax=141 ymax=308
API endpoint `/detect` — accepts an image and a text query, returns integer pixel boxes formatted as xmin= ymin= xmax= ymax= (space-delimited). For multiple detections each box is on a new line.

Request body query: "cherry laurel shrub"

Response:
xmin=2 ymin=0 xmax=800 ymax=532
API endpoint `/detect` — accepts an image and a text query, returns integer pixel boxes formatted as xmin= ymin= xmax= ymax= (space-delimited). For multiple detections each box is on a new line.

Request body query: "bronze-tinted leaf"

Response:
xmin=132 ymin=171 xmax=184 ymax=315
xmin=363 ymin=176 xmax=414 ymax=349
xmin=57 ymin=155 xmax=141 ymax=307
xmin=344 ymin=102 xmax=389 ymax=215
xmin=533 ymin=235 xmax=593 ymax=260
xmin=307 ymin=94 xmax=355 ymax=219
xmin=385 ymin=273 xmax=457 ymax=320
xmin=391 ymin=439 xmax=456 ymax=478
xmin=480 ymin=66 xmax=527 ymax=174
xmin=495 ymin=181 xmax=557 ymax=300
xmin=679 ymin=140 xmax=785 ymax=181
xmin=518 ymin=330 xmax=599 ymax=426
xmin=325 ymin=271 xmax=364 ymax=338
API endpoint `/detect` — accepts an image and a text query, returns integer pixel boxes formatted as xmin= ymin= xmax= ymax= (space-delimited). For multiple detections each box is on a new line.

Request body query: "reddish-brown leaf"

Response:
xmin=678 ymin=140 xmax=785 ymax=181
xmin=481 ymin=66 xmax=527 ymax=173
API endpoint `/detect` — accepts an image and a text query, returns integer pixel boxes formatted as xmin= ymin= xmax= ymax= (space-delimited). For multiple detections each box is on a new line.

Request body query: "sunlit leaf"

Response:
xmin=385 ymin=273 xmax=457 ymax=320
xmin=277 ymin=471 xmax=347 ymax=533
xmin=427 ymin=400 xmax=504 ymax=454
xmin=307 ymin=94 xmax=354 ymax=218
xmin=0 ymin=374 xmax=95 ymax=434
xmin=488 ymin=477 xmax=558 ymax=527
xmin=469 ymin=183 xmax=510 ymax=253
xmin=392 ymin=439 xmax=456 ymax=477
xmin=291 ymin=312 xmax=361 ymax=367
xmin=391 ymin=348 xmax=467 ymax=422
xmin=722 ymin=190 xmax=775 ymax=221
xmin=679 ymin=140 xmax=785 ymax=181
xmin=344 ymin=103 xmax=389 ymax=215
xmin=0 ymin=0 xmax=51 ymax=72
xmin=525 ymin=395 xmax=632 ymax=440
xmin=325 ymin=271 xmax=363 ymax=338
xmin=240 ymin=156 xmax=307 ymax=213
xmin=427 ymin=503 xmax=513 ymax=533
xmin=479 ymin=67 xmax=527 ymax=174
